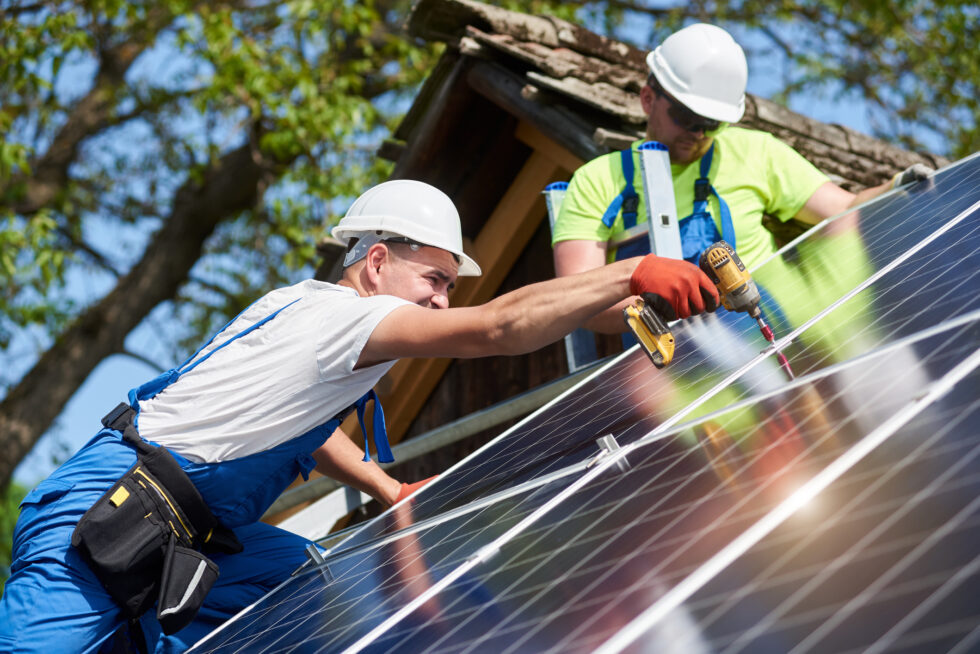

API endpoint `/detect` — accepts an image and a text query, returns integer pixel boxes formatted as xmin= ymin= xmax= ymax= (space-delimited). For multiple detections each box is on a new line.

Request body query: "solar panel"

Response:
xmin=189 ymin=154 xmax=980 ymax=653
xmin=358 ymin=320 xmax=980 ymax=654
xmin=377 ymin=154 xmax=980 ymax=535
xmin=192 ymin=318 xmax=979 ymax=653
xmin=189 ymin=468 xmax=588 ymax=652
xmin=661 ymin=387 xmax=980 ymax=654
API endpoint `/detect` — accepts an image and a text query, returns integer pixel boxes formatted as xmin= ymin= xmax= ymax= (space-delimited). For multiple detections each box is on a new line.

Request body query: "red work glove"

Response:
xmin=629 ymin=254 xmax=719 ymax=320
xmin=395 ymin=475 xmax=437 ymax=504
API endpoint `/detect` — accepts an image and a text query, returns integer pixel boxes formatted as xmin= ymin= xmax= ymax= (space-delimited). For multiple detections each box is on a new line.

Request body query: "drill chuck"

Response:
xmin=698 ymin=241 xmax=795 ymax=380
xmin=699 ymin=241 xmax=762 ymax=316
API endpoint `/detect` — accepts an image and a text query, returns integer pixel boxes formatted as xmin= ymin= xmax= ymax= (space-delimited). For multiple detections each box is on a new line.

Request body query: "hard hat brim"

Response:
xmin=670 ymin=90 xmax=745 ymax=124
xmin=455 ymin=253 xmax=482 ymax=277
xmin=332 ymin=224 xmax=482 ymax=277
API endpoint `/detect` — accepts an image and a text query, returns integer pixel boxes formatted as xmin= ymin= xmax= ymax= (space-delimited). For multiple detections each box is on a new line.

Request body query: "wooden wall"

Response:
xmin=343 ymin=54 xmax=603 ymax=457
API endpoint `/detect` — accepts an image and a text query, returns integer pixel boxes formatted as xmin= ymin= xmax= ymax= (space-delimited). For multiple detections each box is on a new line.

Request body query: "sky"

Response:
xmin=7 ymin=12 xmax=942 ymax=487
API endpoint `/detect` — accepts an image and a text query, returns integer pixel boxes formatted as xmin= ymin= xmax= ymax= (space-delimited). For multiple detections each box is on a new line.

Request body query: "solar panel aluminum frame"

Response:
xmin=312 ymin=308 xmax=980 ymax=575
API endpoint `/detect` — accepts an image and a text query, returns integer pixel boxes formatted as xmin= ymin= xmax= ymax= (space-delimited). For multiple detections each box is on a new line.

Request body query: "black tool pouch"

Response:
xmin=71 ymin=403 xmax=242 ymax=634
xmin=157 ymin=537 xmax=219 ymax=634
xmin=71 ymin=461 xmax=173 ymax=618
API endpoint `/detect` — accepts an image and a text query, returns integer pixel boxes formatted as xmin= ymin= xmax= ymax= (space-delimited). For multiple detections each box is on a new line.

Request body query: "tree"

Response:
xmin=589 ymin=0 xmax=978 ymax=157
xmin=0 ymin=0 xmax=444 ymax=486
xmin=0 ymin=0 xmax=580 ymax=488
xmin=0 ymin=0 xmax=974 ymax=488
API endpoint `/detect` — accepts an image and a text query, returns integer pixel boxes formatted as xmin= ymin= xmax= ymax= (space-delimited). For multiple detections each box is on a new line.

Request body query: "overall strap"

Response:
xmin=693 ymin=143 xmax=737 ymax=248
xmin=355 ymin=390 xmax=394 ymax=463
xmin=601 ymin=148 xmax=640 ymax=229
xmin=128 ymin=298 xmax=302 ymax=408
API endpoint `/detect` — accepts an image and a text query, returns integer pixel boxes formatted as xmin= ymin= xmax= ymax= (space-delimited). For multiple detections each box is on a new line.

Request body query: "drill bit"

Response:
xmin=700 ymin=242 xmax=796 ymax=383
xmin=755 ymin=314 xmax=794 ymax=381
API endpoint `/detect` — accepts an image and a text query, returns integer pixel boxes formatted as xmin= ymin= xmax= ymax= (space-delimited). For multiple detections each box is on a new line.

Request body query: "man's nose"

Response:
xmin=430 ymin=293 xmax=449 ymax=310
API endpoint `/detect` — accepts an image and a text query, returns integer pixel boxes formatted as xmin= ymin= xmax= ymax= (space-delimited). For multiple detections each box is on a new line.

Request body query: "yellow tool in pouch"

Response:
xmin=108 ymin=486 xmax=130 ymax=507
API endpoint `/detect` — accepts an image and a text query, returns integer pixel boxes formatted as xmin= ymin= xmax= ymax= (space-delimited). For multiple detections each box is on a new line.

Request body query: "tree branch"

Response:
xmin=3 ymin=17 xmax=169 ymax=214
xmin=0 ymin=130 xmax=296 ymax=486
xmin=187 ymin=274 xmax=240 ymax=303
xmin=55 ymin=226 xmax=121 ymax=277
xmin=0 ymin=3 xmax=46 ymax=18
xmin=120 ymin=348 xmax=166 ymax=372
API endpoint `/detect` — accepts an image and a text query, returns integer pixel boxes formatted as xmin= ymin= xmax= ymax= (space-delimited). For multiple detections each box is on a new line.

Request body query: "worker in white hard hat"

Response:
xmin=0 ymin=178 xmax=718 ymax=653
xmin=552 ymin=22 xmax=933 ymax=333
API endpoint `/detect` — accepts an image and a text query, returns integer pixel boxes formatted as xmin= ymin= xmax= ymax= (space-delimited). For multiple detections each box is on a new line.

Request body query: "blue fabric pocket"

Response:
xmin=20 ymin=478 xmax=74 ymax=508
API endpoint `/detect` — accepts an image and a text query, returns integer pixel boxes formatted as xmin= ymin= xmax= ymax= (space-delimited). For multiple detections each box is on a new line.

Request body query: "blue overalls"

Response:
xmin=606 ymin=143 xmax=789 ymax=342
xmin=0 ymin=299 xmax=392 ymax=653
xmin=604 ymin=143 xmax=734 ymax=265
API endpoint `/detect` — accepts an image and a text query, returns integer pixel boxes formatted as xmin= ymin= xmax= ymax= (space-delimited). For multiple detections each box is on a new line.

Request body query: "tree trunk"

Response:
xmin=0 ymin=141 xmax=284 ymax=487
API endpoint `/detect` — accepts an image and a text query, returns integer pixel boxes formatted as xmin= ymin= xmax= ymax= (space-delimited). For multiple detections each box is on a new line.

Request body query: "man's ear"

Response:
xmin=364 ymin=243 xmax=390 ymax=285
xmin=639 ymin=83 xmax=656 ymax=117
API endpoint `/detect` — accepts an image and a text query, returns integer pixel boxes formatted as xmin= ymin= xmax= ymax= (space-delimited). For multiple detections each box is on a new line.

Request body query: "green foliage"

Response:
xmin=0 ymin=0 xmax=445 ymax=366
xmin=0 ymin=482 xmax=27 ymax=596
xmin=0 ymin=209 xmax=72 ymax=349
xmin=595 ymin=0 xmax=977 ymax=158
xmin=729 ymin=0 xmax=979 ymax=157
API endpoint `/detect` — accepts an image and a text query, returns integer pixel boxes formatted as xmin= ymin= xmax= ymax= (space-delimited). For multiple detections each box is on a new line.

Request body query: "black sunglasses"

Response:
xmin=649 ymin=82 xmax=722 ymax=134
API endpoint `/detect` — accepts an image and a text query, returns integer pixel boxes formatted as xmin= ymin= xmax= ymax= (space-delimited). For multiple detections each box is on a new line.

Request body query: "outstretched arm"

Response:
xmin=552 ymin=239 xmax=635 ymax=333
xmin=360 ymin=253 xmax=717 ymax=366
xmin=795 ymin=164 xmax=934 ymax=225
xmin=794 ymin=181 xmax=882 ymax=225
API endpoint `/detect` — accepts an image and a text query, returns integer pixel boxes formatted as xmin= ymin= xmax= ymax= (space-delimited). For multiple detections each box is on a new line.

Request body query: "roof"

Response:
xmin=398 ymin=0 xmax=946 ymax=190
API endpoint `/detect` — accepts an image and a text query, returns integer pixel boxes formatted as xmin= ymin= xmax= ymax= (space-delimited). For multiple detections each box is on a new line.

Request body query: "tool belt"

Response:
xmin=71 ymin=403 xmax=243 ymax=635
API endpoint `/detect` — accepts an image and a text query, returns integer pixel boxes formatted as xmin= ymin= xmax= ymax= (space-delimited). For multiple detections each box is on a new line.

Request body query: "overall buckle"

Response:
xmin=693 ymin=178 xmax=711 ymax=203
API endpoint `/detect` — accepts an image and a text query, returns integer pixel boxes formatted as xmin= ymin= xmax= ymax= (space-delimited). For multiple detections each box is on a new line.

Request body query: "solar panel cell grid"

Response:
xmin=190 ymin=473 xmax=582 ymax=652
xmin=344 ymin=156 xmax=980 ymax=546
xmin=189 ymin=155 xmax=980 ymax=654
xmin=355 ymin=326 xmax=979 ymax=654
xmin=676 ymin=390 xmax=980 ymax=654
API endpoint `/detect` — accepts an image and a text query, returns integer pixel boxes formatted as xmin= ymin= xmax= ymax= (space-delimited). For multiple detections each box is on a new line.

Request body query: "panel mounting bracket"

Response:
xmin=306 ymin=543 xmax=326 ymax=566
xmin=468 ymin=543 xmax=501 ymax=565
xmin=596 ymin=434 xmax=622 ymax=455
xmin=292 ymin=543 xmax=333 ymax=582
xmin=588 ymin=434 xmax=631 ymax=472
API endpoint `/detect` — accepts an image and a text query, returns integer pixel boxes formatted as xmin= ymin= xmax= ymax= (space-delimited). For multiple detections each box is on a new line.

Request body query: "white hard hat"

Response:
xmin=646 ymin=23 xmax=747 ymax=123
xmin=332 ymin=179 xmax=481 ymax=276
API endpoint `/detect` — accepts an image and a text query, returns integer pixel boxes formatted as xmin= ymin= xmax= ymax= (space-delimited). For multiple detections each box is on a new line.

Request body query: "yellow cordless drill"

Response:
xmin=697 ymin=241 xmax=771 ymax=340
xmin=699 ymin=241 xmax=794 ymax=379
xmin=624 ymin=241 xmax=793 ymax=378
xmin=623 ymin=297 xmax=675 ymax=368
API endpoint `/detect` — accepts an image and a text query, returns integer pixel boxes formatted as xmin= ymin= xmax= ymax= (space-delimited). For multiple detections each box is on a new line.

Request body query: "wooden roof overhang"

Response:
xmin=315 ymin=0 xmax=945 ymax=477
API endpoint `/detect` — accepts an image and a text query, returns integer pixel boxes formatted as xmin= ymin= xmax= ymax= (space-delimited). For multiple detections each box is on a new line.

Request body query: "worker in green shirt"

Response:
xmin=552 ymin=22 xmax=931 ymax=334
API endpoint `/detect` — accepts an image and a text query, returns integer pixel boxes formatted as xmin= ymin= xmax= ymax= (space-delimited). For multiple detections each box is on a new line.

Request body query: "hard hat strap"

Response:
xmin=342 ymin=231 xmax=461 ymax=268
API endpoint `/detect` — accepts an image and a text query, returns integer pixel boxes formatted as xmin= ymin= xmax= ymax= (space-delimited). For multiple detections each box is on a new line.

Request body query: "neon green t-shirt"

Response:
xmin=552 ymin=127 xmax=829 ymax=269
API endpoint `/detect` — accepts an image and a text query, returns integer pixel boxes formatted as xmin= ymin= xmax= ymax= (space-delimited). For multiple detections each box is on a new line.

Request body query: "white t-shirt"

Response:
xmin=137 ymin=280 xmax=411 ymax=463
